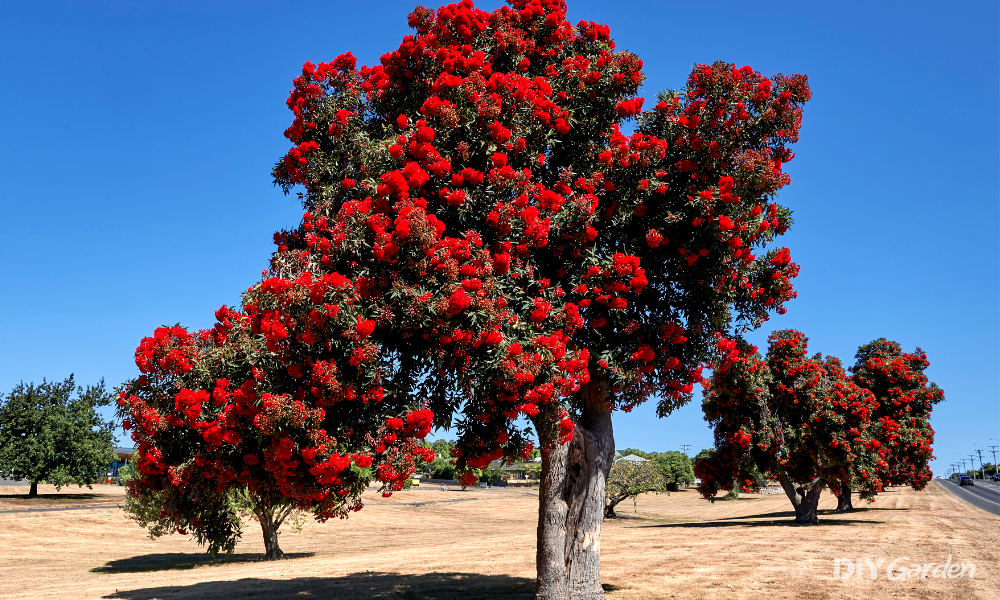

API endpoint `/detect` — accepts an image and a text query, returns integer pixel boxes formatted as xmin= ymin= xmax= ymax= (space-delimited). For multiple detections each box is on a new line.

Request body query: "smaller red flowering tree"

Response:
xmin=118 ymin=296 xmax=434 ymax=559
xmin=839 ymin=339 xmax=944 ymax=511
xmin=696 ymin=330 xmax=881 ymax=523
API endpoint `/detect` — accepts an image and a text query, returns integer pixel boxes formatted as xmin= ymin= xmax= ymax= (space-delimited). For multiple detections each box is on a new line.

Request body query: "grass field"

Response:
xmin=0 ymin=480 xmax=996 ymax=600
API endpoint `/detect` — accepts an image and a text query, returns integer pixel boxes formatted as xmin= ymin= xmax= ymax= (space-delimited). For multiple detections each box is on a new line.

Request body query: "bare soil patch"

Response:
xmin=0 ymin=481 xmax=995 ymax=599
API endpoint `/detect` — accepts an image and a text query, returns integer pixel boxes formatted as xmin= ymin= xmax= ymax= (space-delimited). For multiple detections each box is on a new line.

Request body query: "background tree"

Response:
xmin=845 ymin=338 xmax=943 ymax=511
xmin=604 ymin=459 xmax=667 ymax=518
xmin=650 ymin=451 xmax=694 ymax=491
xmin=428 ymin=439 xmax=457 ymax=458
xmin=693 ymin=448 xmax=714 ymax=465
xmin=696 ymin=330 xmax=882 ymax=523
xmin=0 ymin=376 xmax=117 ymax=497
xmin=118 ymin=315 xmax=435 ymax=559
xmin=429 ymin=458 xmax=456 ymax=480
xmin=421 ymin=439 xmax=458 ymax=479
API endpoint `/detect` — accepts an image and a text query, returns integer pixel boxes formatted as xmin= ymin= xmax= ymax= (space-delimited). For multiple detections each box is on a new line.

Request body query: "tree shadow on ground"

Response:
xmin=713 ymin=507 xmax=908 ymax=521
xmin=103 ymin=571 xmax=536 ymax=600
xmin=0 ymin=492 xmax=107 ymax=501
xmin=639 ymin=517 xmax=885 ymax=528
xmin=92 ymin=552 xmax=317 ymax=573
xmin=604 ymin=513 xmax=682 ymax=524
xmin=702 ymin=496 xmax=761 ymax=501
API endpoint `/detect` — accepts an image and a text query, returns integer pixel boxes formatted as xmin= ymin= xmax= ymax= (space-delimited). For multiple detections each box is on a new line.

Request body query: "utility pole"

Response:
xmin=970 ymin=455 xmax=979 ymax=479
xmin=990 ymin=445 xmax=998 ymax=476
xmin=959 ymin=458 xmax=968 ymax=476
xmin=680 ymin=444 xmax=691 ymax=456
xmin=975 ymin=450 xmax=985 ymax=479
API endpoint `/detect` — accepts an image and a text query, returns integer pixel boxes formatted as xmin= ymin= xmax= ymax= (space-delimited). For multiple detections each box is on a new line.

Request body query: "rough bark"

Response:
xmin=28 ymin=481 xmax=38 ymax=497
xmin=792 ymin=485 xmax=823 ymax=524
xmin=254 ymin=506 xmax=287 ymax=560
xmin=535 ymin=378 xmax=615 ymax=600
xmin=774 ymin=466 xmax=823 ymax=524
xmin=834 ymin=482 xmax=854 ymax=513
xmin=603 ymin=493 xmax=627 ymax=519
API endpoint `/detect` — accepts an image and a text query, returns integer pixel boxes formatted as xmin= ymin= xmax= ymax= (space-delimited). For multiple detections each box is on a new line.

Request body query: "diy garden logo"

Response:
xmin=833 ymin=555 xmax=975 ymax=580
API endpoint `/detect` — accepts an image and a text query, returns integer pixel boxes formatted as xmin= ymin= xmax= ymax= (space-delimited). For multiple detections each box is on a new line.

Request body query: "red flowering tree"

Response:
xmin=841 ymin=339 xmax=944 ymax=510
xmin=696 ymin=330 xmax=881 ymax=523
xmin=263 ymin=0 xmax=810 ymax=595
xmin=118 ymin=307 xmax=434 ymax=559
xmin=118 ymin=0 xmax=810 ymax=591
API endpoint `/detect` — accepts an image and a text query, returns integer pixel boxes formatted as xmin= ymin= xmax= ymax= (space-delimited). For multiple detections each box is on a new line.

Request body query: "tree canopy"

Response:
xmin=650 ymin=451 xmax=694 ymax=490
xmin=851 ymin=339 xmax=943 ymax=491
xmin=0 ymin=376 xmax=117 ymax=497
xmin=118 ymin=320 xmax=435 ymax=558
xmin=267 ymin=0 xmax=809 ymax=476
xmin=695 ymin=330 xmax=881 ymax=523
xmin=119 ymin=0 xmax=810 ymax=589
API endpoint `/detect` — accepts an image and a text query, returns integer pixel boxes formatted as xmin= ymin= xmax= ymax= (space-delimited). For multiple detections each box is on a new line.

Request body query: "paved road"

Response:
xmin=936 ymin=478 xmax=1000 ymax=516
xmin=0 ymin=477 xmax=26 ymax=486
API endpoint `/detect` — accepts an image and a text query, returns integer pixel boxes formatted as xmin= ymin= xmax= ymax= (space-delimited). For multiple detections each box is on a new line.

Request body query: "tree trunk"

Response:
xmin=774 ymin=467 xmax=822 ymax=524
xmin=603 ymin=494 xmax=627 ymax=519
xmin=834 ymin=482 xmax=853 ymax=513
xmin=792 ymin=486 xmax=822 ymax=524
xmin=28 ymin=481 xmax=38 ymax=497
xmin=535 ymin=378 xmax=615 ymax=600
xmin=255 ymin=507 xmax=285 ymax=560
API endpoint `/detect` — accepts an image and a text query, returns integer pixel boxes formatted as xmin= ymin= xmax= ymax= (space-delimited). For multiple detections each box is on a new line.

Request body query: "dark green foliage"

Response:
xmin=477 ymin=465 xmax=506 ymax=485
xmin=0 ymin=375 xmax=117 ymax=494
xmin=424 ymin=439 xmax=457 ymax=479
xmin=430 ymin=459 xmax=456 ymax=481
xmin=693 ymin=448 xmax=715 ymax=464
xmin=650 ymin=451 xmax=695 ymax=491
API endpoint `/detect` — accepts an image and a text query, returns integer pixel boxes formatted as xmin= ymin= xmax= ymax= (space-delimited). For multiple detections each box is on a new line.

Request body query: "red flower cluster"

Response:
xmin=135 ymin=327 xmax=196 ymax=375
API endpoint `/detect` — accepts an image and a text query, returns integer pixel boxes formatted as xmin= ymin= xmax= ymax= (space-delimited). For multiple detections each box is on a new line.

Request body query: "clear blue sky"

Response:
xmin=2 ymin=1 xmax=996 ymax=477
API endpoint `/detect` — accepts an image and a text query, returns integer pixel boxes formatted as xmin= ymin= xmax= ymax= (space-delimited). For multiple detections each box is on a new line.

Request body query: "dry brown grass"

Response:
xmin=0 ymin=480 xmax=995 ymax=600
xmin=0 ymin=486 xmax=121 ymax=512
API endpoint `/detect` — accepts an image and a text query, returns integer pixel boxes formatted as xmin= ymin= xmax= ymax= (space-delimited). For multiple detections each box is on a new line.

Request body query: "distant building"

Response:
xmin=488 ymin=460 xmax=528 ymax=479
xmin=109 ymin=447 xmax=134 ymax=478
xmin=617 ymin=454 xmax=649 ymax=463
